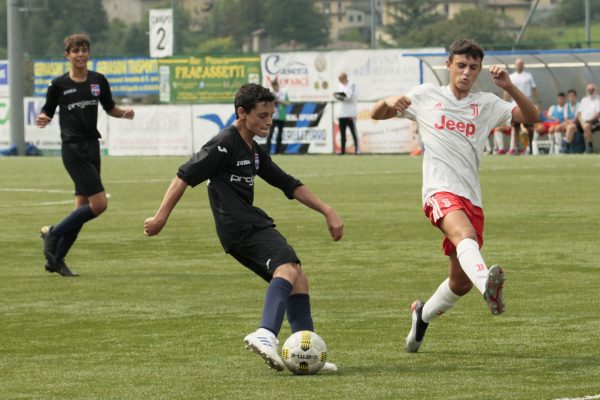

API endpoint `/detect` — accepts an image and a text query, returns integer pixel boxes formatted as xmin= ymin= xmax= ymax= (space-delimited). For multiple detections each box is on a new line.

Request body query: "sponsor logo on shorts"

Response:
xmin=217 ymin=146 xmax=227 ymax=154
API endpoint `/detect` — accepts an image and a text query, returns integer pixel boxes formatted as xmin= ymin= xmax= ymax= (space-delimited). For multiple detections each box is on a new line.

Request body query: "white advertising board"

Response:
xmin=330 ymin=49 xmax=440 ymax=101
xmin=108 ymin=105 xmax=192 ymax=156
xmin=191 ymin=104 xmax=236 ymax=152
xmin=0 ymin=97 xmax=9 ymax=147
xmin=261 ymin=52 xmax=333 ymax=102
xmin=23 ymin=97 xmax=108 ymax=154
xmin=333 ymin=102 xmax=416 ymax=154
xmin=0 ymin=60 xmax=8 ymax=97
xmin=192 ymin=102 xmax=333 ymax=154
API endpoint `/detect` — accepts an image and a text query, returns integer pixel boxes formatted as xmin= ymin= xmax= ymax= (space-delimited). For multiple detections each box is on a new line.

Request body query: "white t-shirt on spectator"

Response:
xmin=578 ymin=95 xmax=600 ymax=122
xmin=399 ymin=83 xmax=514 ymax=207
xmin=509 ymin=71 xmax=536 ymax=103
xmin=336 ymin=81 xmax=357 ymax=118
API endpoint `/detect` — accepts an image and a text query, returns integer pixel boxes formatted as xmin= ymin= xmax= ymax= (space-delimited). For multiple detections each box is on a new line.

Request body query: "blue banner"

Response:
xmin=33 ymin=58 xmax=159 ymax=97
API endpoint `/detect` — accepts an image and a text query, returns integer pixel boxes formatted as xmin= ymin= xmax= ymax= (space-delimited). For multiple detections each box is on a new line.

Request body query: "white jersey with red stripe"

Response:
xmin=399 ymin=83 xmax=514 ymax=207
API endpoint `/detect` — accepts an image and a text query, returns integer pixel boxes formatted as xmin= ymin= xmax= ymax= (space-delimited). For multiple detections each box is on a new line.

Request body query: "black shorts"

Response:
xmin=61 ymin=140 xmax=104 ymax=197
xmin=229 ymin=227 xmax=300 ymax=282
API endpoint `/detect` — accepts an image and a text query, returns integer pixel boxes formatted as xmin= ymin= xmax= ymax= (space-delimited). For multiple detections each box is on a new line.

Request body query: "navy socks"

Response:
xmin=51 ymin=204 xmax=96 ymax=237
xmin=260 ymin=277 xmax=293 ymax=336
xmin=54 ymin=226 xmax=83 ymax=262
xmin=50 ymin=204 xmax=96 ymax=261
xmin=287 ymin=293 xmax=314 ymax=333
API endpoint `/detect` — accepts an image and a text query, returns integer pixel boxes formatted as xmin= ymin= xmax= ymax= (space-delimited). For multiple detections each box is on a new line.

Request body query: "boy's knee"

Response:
xmin=449 ymin=278 xmax=472 ymax=296
xmin=90 ymin=201 xmax=107 ymax=216
xmin=273 ymin=262 xmax=301 ymax=283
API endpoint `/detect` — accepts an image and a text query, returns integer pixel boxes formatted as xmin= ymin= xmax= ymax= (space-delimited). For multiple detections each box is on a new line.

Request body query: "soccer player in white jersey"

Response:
xmin=370 ymin=39 xmax=538 ymax=353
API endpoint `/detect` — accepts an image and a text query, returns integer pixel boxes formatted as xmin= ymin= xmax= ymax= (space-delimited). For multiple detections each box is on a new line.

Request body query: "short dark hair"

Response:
xmin=448 ymin=39 xmax=484 ymax=63
xmin=234 ymin=84 xmax=275 ymax=118
xmin=64 ymin=33 xmax=90 ymax=53
xmin=567 ymin=89 xmax=577 ymax=96
xmin=557 ymin=92 xmax=565 ymax=97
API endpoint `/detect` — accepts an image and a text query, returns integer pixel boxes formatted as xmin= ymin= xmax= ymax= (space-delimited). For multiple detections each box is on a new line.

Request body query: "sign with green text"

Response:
xmin=159 ymin=55 xmax=261 ymax=104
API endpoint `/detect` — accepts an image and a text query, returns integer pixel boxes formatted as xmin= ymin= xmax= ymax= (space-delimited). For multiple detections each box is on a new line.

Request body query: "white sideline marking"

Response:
xmin=106 ymin=178 xmax=172 ymax=184
xmin=553 ymin=395 xmax=600 ymax=400
xmin=32 ymin=200 xmax=74 ymax=206
xmin=0 ymin=188 xmax=110 ymax=207
xmin=0 ymin=188 xmax=72 ymax=194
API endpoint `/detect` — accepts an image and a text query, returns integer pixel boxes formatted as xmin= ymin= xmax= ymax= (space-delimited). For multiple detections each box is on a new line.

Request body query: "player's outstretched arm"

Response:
xmin=292 ymin=185 xmax=343 ymax=241
xmin=489 ymin=65 xmax=538 ymax=125
xmin=36 ymin=113 xmax=52 ymax=128
xmin=108 ymin=106 xmax=135 ymax=119
xmin=144 ymin=176 xmax=188 ymax=236
xmin=370 ymin=96 xmax=412 ymax=120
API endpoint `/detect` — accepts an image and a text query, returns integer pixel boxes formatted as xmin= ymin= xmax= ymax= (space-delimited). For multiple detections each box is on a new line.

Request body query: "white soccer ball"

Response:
xmin=281 ymin=330 xmax=327 ymax=375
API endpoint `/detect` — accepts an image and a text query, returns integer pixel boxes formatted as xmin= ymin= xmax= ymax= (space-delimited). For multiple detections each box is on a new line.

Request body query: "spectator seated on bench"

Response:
xmin=565 ymin=83 xmax=600 ymax=154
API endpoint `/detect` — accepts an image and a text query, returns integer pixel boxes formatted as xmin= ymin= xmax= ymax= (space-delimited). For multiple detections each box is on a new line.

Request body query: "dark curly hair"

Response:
xmin=448 ymin=39 xmax=484 ymax=63
xmin=234 ymin=83 xmax=275 ymax=118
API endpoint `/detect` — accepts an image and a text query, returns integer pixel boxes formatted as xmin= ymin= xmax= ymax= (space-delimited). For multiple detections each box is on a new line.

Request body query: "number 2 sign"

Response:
xmin=149 ymin=9 xmax=174 ymax=58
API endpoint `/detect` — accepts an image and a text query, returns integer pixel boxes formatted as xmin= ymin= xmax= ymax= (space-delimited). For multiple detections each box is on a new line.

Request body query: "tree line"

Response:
xmin=0 ymin=0 xmax=598 ymax=59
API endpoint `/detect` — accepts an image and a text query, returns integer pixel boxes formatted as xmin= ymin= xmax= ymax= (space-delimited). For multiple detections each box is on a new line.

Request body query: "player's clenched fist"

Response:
xmin=488 ymin=65 xmax=511 ymax=89
xmin=144 ymin=216 xmax=166 ymax=236
xmin=121 ymin=108 xmax=135 ymax=119
xmin=36 ymin=113 xmax=52 ymax=128
xmin=385 ymin=96 xmax=412 ymax=113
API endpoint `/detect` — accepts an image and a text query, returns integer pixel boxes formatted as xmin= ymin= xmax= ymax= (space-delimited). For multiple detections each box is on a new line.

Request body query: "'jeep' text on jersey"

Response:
xmin=41 ymin=71 xmax=116 ymax=142
xmin=177 ymin=125 xmax=302 ymax=251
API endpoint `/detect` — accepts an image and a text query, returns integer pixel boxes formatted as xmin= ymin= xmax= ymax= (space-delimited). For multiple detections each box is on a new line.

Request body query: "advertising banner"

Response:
xmin=23 ymin=97 xmax=108 ymax=155
xmin=332 ymin=102 xmax=415 ymax=154
xmin=192 ymin=102 xmax=333 ymax=154
xmin=108 ymin=105 xmax=192 ymax=156
xmin=330 ymin=49 xmax=433 ymax=101
xmin=33 ymin=58 xmax=159 ymax=97
xmin=191 ymin=104 xmax=236 ymax=152
xmin=280 ymin=102 xmax=333 ymax=154
xmin=160 ymin=55 xmax=261 ymax=104
xmin=261 ymin=52 xmax=333 ymax=102
xmin=0 ymin=60 xmax=8 ymax=97
xmin=0 ymin=97 xmax=9 ymax=147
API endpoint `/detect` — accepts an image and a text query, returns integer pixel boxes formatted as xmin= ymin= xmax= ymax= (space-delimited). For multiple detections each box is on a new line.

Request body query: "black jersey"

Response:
xmin=41 ymin=70 xmax=115 ymax=142
xmin=177 ymin=125 xmax=303 ymax=252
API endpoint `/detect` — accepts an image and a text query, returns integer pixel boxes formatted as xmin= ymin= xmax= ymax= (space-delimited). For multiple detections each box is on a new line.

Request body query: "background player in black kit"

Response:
xmin=37 ymin=33 xmax=134 ymax=276
xmin=144 ymin=83 xmax=343 ymax=372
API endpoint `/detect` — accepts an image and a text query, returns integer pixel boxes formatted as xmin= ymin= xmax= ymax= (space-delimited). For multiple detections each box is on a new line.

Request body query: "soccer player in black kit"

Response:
xmin=37 ymin=34 xmax=134 ymax=276
xmin=144 ymin=83 xmax=343 ymax=372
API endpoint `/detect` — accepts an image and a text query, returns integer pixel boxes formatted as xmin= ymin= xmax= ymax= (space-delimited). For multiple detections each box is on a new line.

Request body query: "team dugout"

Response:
xmin=410 ymin=49 xmax=600 ymax=108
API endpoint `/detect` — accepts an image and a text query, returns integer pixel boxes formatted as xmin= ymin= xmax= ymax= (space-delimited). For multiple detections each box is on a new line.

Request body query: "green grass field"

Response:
xmin=1 ymin=154 xmax=599 ymax=399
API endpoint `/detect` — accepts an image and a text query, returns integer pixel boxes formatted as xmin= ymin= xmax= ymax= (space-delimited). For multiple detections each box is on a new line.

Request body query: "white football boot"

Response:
xmin=244 ymin=329 xmax=285 ymax=371
xmin=405 ymin=300 xmax=429 ymax=353
xmin=320 ymin=361 xmax=338 ymax=372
